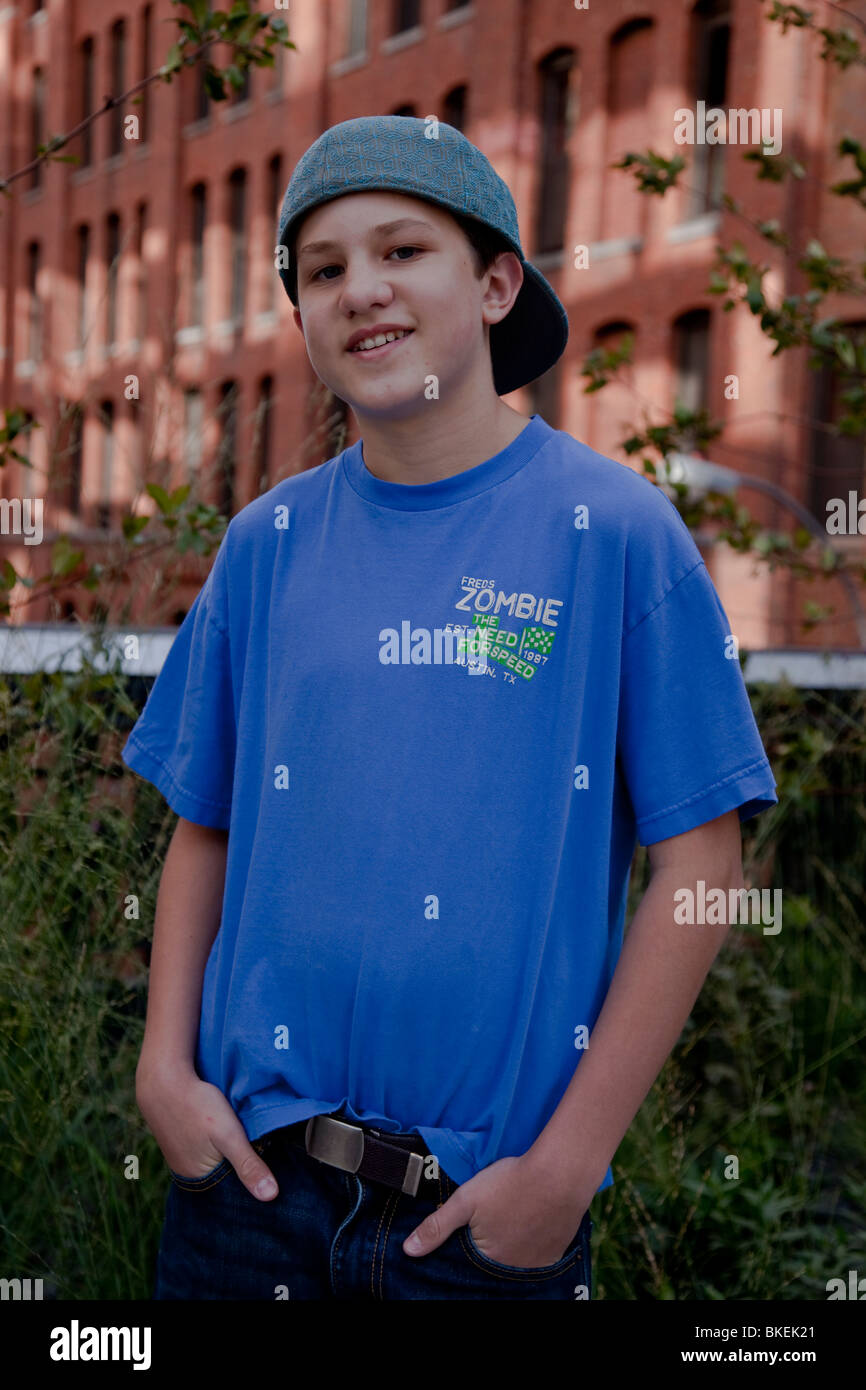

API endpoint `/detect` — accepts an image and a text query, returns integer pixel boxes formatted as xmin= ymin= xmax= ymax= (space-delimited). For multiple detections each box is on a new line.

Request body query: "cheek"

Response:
xmin=437 ymin=300 xmax=484 ymax=352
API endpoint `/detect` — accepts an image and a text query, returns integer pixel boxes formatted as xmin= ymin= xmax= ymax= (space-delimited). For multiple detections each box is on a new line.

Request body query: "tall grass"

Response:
xmin=1 ymin=660 xmax=863 ymax=1299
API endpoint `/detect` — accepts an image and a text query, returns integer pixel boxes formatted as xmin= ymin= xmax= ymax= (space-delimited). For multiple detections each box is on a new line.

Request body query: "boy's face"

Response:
xmin=291 ymin=191 xmax=522 ymax=422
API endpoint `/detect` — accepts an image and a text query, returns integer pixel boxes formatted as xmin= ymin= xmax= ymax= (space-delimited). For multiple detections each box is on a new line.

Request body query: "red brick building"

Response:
xmin=2 ymin=0 xmax=865 ymax=647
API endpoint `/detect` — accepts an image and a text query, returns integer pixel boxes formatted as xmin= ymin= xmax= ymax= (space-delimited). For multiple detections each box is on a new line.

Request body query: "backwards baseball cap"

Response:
xmin=276 ymin=115 xmax=569 ymax=397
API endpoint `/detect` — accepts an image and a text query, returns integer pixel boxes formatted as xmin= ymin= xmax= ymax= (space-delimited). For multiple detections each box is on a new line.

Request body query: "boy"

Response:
xmin=124 ymin=115 xmax=778 ymax=1300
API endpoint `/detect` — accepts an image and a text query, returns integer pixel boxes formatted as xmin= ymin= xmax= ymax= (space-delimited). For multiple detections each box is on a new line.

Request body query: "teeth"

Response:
xmin=351 ymin=329 xmax=411 ymax=352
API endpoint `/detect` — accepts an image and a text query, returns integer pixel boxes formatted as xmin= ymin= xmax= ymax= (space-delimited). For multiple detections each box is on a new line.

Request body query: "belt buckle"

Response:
xmin=401 ymin=1150 xmax=424 ymax=1197
xmin=304 ymin=1115 xmax=365 ymax=1173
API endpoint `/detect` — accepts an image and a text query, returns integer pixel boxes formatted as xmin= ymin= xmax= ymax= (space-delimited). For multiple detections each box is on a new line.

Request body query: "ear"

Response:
xmin=292 ymin=307 xmax=304 ymax=337
xmin=482 ymin=252 xmax=524 ymax=327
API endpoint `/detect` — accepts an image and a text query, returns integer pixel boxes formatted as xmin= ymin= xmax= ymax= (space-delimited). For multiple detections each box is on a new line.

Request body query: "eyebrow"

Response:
xmin=296 ymin=218 xmax=438 ymax=262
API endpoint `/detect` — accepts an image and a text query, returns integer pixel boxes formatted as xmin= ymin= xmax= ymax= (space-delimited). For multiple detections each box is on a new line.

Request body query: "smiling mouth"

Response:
xmin=348 ymin=329 xmax=415 ymax=357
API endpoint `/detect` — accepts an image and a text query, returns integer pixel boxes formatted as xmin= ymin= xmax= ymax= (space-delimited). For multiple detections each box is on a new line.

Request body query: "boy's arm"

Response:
xmin=134 ymin=817 xmax=280 ymax=1201
xmin=523 ymin=807 xmax=743 ymax=1190
xmin=136 ymin=816 xmax=229 ymax=1078
xmin=403 ymin=808 xmax=745 ymax=1264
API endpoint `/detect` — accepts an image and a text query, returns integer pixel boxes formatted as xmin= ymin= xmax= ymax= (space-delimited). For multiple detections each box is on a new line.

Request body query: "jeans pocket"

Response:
xmin=166 ymin=1134 xmax=271 ymax=1191
xmin=458 ymin=1211 xmax=589 ymax=1282
xmin=167 ymin=1156 xmax=232 ymax=1191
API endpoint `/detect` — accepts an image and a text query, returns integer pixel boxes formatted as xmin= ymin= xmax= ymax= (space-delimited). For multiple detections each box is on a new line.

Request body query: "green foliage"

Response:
xmin=2 ymin=672 xmax=862 ymax=1297
xmin=595 ymin=684 xmax=866 ymax=1299
xmin=0 ymin=407 xmax=38 ymax=469
xmin=611 ymin=150 xmax=686 ymax=195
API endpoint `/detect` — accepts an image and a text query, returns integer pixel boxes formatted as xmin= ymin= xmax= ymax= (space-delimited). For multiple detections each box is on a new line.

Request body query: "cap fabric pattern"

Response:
xmin=276 ymin=115 xmax=569 ymax=397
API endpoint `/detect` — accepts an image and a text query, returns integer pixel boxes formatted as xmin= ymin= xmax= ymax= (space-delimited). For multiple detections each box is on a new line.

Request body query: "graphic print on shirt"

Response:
xmin=449 ymin=574 xmax=563 ymax=684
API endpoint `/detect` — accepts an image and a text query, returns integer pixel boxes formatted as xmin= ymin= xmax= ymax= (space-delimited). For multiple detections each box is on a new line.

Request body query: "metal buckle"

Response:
xmin=401 ymin=1150 xmax=424 ymax=1197
xmin=304 ymin=1115 xmax=365 ymax=1173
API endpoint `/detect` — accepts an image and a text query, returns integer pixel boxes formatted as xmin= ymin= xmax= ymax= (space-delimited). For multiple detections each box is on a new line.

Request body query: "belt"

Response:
xmin=264 ymin=1113 xmax=445 ymax=1201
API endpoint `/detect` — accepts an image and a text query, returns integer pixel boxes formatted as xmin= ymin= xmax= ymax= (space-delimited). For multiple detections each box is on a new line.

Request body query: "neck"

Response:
xmin=353 ymin=396 xmax=532 ymax=486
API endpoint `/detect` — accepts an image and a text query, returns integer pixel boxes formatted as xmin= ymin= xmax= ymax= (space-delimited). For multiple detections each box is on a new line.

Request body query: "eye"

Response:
xmin=309 ymin=246 xmax=422 ymax=282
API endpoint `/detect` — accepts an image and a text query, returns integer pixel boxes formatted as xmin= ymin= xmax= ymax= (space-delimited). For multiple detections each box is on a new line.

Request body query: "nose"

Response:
xmin=337 ymin=255 xmax=395 ymax=315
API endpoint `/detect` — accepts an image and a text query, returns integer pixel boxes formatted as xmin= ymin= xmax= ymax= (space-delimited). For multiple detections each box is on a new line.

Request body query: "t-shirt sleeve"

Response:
xmin=121 ymin=540 xmax=236 ymax=829
xmin=617 ymin=513 xmax=778 ymax=848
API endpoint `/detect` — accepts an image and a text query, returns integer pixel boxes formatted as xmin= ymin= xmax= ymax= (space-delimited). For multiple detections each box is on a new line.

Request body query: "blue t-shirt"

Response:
xmin=122 ymin=413 xmax=778 ymax=1191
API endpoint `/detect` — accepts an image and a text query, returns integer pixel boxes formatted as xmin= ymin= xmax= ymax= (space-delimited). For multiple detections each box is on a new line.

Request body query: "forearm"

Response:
xmin=525 ymin=861 xmax=741 ymax=1190
xmin=136 ymin=817 xmax=229 ymax=1084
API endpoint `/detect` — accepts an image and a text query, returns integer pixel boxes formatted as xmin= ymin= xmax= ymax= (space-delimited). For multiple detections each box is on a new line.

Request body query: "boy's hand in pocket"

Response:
xmin=136 ymin=1064 xmax=278 ymax=1201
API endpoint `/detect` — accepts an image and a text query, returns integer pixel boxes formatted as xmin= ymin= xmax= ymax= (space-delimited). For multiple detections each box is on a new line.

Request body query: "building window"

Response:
xmin=253 ymin=376 xmax=274 ymax=493
xmin=79 ymin=39 xmax=94 ymax=167
xmin=672 ymin=308 xmax=711 ymax=449
xmin=808 ymin=321 xmax=866 ymax=518
xmin=587 ymin=320 xmax=636 ymax=460
xmin=688 ymin=0 xmax=731 ymax=218
xmin=391 ymin=0 xmax=420 ymax=35
xmin=17 ymin=410 xmax=36 ymax=502
xmin=216 ymin=381 xmax=238 ymax=516
xmin=105 ymin=212 xmax=121 ymax=348
xmin=190 ymin=183 xmax=206 ymax=328
xmin=63 ymin=403 xmax=84 ymax=515
xmin=183 ymin=388 xmax=204 ymax=483
xmin=76 ymin=225 xmax=90 ymax=350
xmin=228 ymin=168 xmax=247 ymax=323
xmin=31 ymin=66 xmax=45 ymax=190
xmin=442 ymin=85 xmax=467 ymax=131
xmin=231 ymin=61 xmax=251 ymax=106
xmin=346 ymin=0 xmax=367 ymax=56
xmin=535 ymin=49 xmax=575 ymax=255
xmin=134 ymin=202 xmax=147 ymax=342
xmin=267 ymin=154 xmax=282 ymax=312
xmin=98 ymin=400 xmax=114 ymax=530
xmin=603 ymin=20 xmax=654 ymax=245
xmin=27 ymin=242 xmax=42 ymax=361
xmin=140 ymin=6 xmax=152 ymax=144
xmin=194 ymin=60 xmax=210 ymax=122
xmin=109 ymin=21 xmax=126 ymax=157
xmin=593 ymin=320 xmax=634 ymax=353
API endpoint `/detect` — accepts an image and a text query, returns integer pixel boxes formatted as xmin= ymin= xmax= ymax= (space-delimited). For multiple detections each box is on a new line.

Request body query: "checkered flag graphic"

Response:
xmin=520 ymin=625 xmax=556 ymax=655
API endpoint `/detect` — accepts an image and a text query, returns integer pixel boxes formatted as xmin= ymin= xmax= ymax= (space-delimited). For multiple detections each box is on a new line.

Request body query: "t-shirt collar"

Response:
xmin=341 ymin=413 xmax=552 ymax=511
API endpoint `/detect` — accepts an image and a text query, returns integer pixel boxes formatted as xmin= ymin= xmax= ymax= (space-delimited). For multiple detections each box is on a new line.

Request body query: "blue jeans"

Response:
xmin=154 ymin=1125 xmax=593 ymax=1300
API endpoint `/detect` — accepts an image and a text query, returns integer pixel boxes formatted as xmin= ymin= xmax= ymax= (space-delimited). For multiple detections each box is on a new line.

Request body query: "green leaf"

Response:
xmin=746 ymin=277 xmax=765 ymax=313
xmin=121 ymin=514 xmax=149 ymax=540
xmin=145 ymin=483 xmax=170 ymax=512
xmin=162 ymin=42 xmax=184 ymax=76
xmin=51 ymin=541 xmax=85 ymax=578
xmin=203 ymin=67 xmax=227 ymax=100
